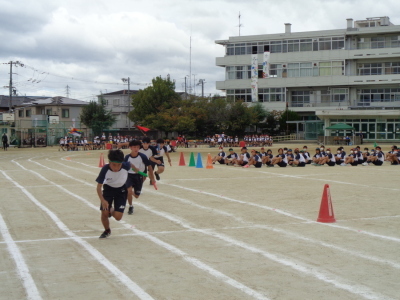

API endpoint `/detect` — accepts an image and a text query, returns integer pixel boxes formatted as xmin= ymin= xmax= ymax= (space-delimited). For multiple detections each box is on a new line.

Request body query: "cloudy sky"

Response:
xmin=0 ymin=0 xmax=399 ymax=101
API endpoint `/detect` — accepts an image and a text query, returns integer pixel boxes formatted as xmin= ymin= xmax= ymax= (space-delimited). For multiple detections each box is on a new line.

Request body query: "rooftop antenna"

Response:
xmin=238 ymin=11 xmax=243 ymax=36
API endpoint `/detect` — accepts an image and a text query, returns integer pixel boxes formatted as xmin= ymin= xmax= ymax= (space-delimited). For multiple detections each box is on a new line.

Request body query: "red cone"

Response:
xmin=179 ymin=152 xmax=186 ymax=166
xmin=99 ymin=153 xmax=105 ymax=167
xmin=317 ymin=184 xmax=336 ymax=223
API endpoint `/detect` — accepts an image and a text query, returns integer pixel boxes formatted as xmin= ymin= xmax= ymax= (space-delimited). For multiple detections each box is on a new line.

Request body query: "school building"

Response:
xmin=215 ymin=16 xmax=400 ymax=141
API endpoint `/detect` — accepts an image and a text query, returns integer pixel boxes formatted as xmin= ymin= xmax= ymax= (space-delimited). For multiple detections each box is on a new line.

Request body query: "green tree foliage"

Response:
xmin=129 ymin=76 xmax=181 ymax=127
xmin=279 ymin=109 xmax=301 ymax=134
xmin=79 ymin=97 xmax=116 ymax=135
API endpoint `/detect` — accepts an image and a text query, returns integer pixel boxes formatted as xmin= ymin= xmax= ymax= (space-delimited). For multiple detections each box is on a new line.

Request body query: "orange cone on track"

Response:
xmin=317 ymin=184 xmax=336 ymax=223
xmin=179 ymin=152 xmax=186 ymax=166
xmin=206 ymin=153 xmax=213 ymax=169
xmin=99 ymin=153 xmax=105 ymax=168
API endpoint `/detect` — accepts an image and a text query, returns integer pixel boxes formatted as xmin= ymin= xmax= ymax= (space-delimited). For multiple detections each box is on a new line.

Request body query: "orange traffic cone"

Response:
xmin=317 ymin=184 xmax=336 ymax=223
xmin=206 ymin=153 xmax=213 ymax=169
xmin=99 ymin=153 xmax=105 ymax=167
xmin=179 ymin=152 xmax=186 ymax=166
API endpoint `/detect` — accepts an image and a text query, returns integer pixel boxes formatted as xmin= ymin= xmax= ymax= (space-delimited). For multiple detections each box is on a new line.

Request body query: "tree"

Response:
xmin=279 ymin=109 xmax=301 ymax=134
xmin=79 ymin=96 xmax=116 ymax=136
xmin=128 ymin=76 xmax=181 ymax=129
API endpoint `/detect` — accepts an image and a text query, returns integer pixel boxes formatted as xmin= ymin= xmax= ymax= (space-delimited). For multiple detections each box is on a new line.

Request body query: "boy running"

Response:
xmin=125 ymin=140 xmax=156 ymax=215
xmin=151 ymin=138 xmax=172 ymax=183
xmin=96 ymin=149 xmax=130 ymax=239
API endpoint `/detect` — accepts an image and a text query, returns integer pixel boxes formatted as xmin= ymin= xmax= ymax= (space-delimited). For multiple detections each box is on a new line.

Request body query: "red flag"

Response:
xmin=135 ymin=125 xmax=150 ymax=132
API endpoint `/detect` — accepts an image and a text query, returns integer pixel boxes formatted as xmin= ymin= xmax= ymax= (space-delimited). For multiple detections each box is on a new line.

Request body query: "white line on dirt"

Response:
xmin=164 ymin=182 xmax=400 ymax=243
xmin=133 ymin=200 xmax=393 ymax=300
xmin=0 ymin=213 xmax=42 ymax=300
xmin=28 ymin=157 xmax=397 ymax=299
xmin=12 ymin=159 xmax=270 ymax=300
xmin=1 ymin=169 xmax=155 ymax=300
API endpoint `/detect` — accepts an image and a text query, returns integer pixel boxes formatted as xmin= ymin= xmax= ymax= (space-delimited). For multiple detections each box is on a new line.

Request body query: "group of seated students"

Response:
xmin=211 ymin=145 xmax=394 ymax=168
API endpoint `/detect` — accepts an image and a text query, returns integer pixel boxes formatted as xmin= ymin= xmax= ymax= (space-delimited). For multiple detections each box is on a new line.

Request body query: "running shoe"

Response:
xmin=99 ymin=229 xmax=111 ymax=239
xmin=154 ymin=172 xmax=160 ymax=181
xmin=128 ymin=206 xmax=134 ymax=215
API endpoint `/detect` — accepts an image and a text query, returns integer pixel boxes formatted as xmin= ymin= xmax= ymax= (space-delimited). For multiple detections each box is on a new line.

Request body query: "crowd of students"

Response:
xmin=211 ymin=144 xmax=397 ymax=168
xmin=204 ymin=133 xmax=273 ymax=148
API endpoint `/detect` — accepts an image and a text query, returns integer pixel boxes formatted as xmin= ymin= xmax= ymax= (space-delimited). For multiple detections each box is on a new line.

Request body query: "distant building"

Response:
xmin=215 ymin=16 xmax=400 ymax=140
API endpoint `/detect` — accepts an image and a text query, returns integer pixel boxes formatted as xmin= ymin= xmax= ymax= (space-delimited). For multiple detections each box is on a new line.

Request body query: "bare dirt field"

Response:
xmin=0 ymin=143 xmax=399 ymax=300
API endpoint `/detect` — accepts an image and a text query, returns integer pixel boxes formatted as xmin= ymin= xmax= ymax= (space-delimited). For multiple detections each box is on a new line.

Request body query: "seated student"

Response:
xmin=312 ymin=148 xmax=324 ymax=165
xmin=286 ymin=149 xmax=295 ymax=166
xmin=319 ymin=148 xmax=336 ymax=166
xmin=262 ymin=149 xmax=274 ymax=166
xmin=302 ymin=146 xmax=312 ymax=164
xmin=244 ymin=150 xmax=263 ymax=168
xmin=292 ymin=148 xmax=306 ymax=167
xmin=362 ymin=147 xmax=370 ymax=163
xmin=342 ymin=149 xmax=358 ymax=166
xmin=385 ymin=145 xmax=399 ymax=165
xmin=233 ymin=147 xmax=250 ymax=167
xmin=212 ymin=147 xmax=226 ymax=164
xmin=335 ymin=147 xmax=346 ymax=165
xmin=224 ymin=148 xmax=238 ymax=165
xmin=365 ymin=146 xmax=385 ymax=166
xmin=270 ymin=148 xmax=287 ymax=167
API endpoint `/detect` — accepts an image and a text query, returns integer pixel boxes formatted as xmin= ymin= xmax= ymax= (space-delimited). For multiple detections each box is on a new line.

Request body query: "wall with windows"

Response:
xmin=328 ymin=118 xmax=400 ymax=140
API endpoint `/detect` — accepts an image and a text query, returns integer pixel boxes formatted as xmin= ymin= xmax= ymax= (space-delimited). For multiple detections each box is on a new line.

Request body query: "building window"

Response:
xmin=46 ymin=109 xmax=52 ymax=115
xmin=62 ymin=109 xmax=69 ymax=118
xmin=18 ymin=110 xmax=23 ymax=117
xmin=358 ymin=63 xmax=383 ymax=75
xmin=291 ymin=91 xmax=310 ymax=107
xmin=226 ymin=89 xmax=252 ymax=102
xmin=258 ymin=88 xmax=285 ymax=102
xmin=384 ymin=62 xmax=400 ymax=75
xmin=113 ymin=99 xmax=120 ymax=106
xmin=357 ymin=88 xmax=400 ymax=106
xmin=371 ymin=37 xmax=385 ymax=48
xmin=25 ymin=109 xmax=31 ymax=117
xmin=319 ymin=61 xmax=343 ymax=76
xmin=331 ymin=88 xmax=348 ymax=102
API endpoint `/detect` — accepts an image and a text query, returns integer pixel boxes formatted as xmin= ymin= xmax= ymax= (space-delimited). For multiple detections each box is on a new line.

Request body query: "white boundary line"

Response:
xmin=26 ymin=157 xmax=397 ymax=300
xmin=10 ymin=159 xmax=269 ymax=300
xmin=0 ymin=213 xmax=42 ymax=300
xmin=134 ymin=201 xmax=393 ymax=300
xmin=1 ymin=170 xmax=154 ymax=300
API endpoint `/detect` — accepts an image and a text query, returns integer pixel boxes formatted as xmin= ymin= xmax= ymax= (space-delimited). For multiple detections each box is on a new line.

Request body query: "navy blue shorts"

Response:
xmin=126 ymin=173 xmax=144 ymax=196
xmin=100 ymin=185 xmax=127 ymax=213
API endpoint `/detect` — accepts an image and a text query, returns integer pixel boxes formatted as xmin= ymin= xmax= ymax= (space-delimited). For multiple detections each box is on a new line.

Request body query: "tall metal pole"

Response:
xmin=9 ymin=61 xmax=12 ymax=111
xmin=127 ymin=77 xmax=130 ymax=130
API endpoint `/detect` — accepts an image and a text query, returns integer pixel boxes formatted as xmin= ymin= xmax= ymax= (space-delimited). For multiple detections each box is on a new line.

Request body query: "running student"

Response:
xmin=125 ymin=140 xmax=156 ymax=215
xmin=96 ymin=149 xmax=130 ymax=239
xmin=151 ymin=138 xmax=172 ymax=184
xmin=139 ymin=137 xmax=157 ymax=185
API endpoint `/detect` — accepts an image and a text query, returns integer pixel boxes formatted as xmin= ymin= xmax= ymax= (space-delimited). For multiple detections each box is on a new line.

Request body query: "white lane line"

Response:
xmin=0 ymin=213 xmax=42 ymax=300
xmin=163 ymin=182 xmax=400 ymax=243
xmin=144 ymin=189 xmax=400 ymax=270
xmin=134 ymin=201 xmax=393 ymax=300
xmin=1 ymin=170 xmax=154 ymax=300
xmin=12 ymin=159 xmax=269 ymax=300
xmin=31 ymin=157 xmax=397 ymax=299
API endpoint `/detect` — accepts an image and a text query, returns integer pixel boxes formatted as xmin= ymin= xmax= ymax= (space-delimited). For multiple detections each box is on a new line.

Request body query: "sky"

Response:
xmin=0 ymin=0 xmax=399 ymax=101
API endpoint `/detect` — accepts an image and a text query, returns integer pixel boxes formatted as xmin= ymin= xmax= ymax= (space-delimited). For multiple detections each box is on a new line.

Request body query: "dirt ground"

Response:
xmin=0 ymin=143 xmax=399 ymax=300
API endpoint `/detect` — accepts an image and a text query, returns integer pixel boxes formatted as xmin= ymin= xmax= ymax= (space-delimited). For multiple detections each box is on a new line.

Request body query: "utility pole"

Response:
xmin=197 ymin=79 xmax=206 ymax=98
xmin=192 ymin=74 xmax=197 ymax=95
xmin=66 ymin=85 xmax=70 ymax=98
xmin=122 ymin=77 xmax=131 ymax=129
xmin=3 ymin=61 xmax=24 ymax=111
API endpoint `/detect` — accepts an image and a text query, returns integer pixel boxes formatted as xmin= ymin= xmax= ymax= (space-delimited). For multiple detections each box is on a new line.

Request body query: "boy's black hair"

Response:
xmin=142 ymin=137 xmax=151 ymax=143
xmin=129 ymin=140 xmax=141 ymax=147
xmin=108 ymin=149 xmax=124 ymax=162
xmin=156 ymin=138 xmax=164 ymax=144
